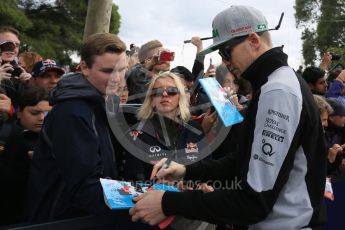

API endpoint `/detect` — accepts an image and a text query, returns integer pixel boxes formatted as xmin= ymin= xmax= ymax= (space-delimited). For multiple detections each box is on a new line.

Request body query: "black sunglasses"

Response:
xmin=151 ymin=87 xmax=179 ymax=97
xmin=218 ymin=35 xmax=248 ymax=61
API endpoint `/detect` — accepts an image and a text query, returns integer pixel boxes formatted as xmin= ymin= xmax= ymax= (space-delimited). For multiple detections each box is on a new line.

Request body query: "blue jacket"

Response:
xmin=25 ymin=73 xmax=119 ymax=223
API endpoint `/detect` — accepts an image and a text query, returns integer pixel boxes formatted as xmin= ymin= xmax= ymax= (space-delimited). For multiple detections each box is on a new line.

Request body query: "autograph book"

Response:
xmin=199 ymin=77 xmax=243 ymax=126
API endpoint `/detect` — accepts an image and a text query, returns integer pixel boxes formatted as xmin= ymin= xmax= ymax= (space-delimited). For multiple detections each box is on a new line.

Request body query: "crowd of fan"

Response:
xmin=0 ymin=24 xmax=344 ymax=229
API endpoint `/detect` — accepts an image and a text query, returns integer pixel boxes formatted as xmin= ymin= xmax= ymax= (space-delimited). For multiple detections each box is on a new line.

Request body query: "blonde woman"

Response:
xmin=122 ymin=71 xmax=207 ymax=180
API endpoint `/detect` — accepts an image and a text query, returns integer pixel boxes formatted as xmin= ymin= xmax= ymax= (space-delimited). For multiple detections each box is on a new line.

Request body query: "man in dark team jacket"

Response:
xmin=25 ymin=33 xmax=128 ymax=223
xmin=130 ymin=5 xmax=327 ymax=229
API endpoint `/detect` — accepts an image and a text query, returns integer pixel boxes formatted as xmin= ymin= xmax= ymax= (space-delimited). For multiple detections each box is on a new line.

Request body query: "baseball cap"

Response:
xmin=0 ymin=40 xmax=16 ymax=52
xmin=326 ymin=98 xmax=345 ymax=117
xmin=200 ymin=5 xmax=273 ymax=56
xmin=31 ymin=59 xmax=65 ymax=77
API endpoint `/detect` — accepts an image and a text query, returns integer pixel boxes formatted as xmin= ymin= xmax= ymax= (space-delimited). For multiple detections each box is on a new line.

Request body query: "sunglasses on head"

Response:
xmin=218 ymin=35 xmax=248 ymax=61
xmin=151 ymin=87 xmax=179 ymax=97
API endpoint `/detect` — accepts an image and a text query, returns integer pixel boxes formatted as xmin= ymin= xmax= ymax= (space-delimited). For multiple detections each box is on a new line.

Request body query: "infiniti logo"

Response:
xmin=149 ymin=146 xmax=161 ymax=153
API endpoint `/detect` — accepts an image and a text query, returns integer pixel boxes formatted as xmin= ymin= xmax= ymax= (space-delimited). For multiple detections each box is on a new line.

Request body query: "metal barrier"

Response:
xmin=2 ymin=211 xmax=161 ymax=230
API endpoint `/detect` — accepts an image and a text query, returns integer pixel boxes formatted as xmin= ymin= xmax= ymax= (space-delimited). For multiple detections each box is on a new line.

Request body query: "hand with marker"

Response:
xmin=150 ymin=157 xmax=186 ymax=183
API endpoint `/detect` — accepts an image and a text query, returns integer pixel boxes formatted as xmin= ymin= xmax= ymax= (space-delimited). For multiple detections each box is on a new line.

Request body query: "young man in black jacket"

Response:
xmin=130 ymin=5 xmax=327 ymax=229
xmin=25 ymin=33 xmax=128 ymax=223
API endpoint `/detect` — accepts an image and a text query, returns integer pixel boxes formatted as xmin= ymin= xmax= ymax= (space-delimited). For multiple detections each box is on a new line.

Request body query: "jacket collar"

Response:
xmin=241 ymin=46 xmax=288 ymax=92
xmin=134 ymin=114 xmax=183 ymax=147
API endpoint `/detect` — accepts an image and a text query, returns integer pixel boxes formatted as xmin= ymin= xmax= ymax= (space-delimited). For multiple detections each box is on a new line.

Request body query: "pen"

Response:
xmin=148 ymin=150 xmax=177 ymax=189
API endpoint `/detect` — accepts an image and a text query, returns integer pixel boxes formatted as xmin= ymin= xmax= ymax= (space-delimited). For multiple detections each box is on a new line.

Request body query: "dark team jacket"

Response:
xmin=126 ymin=63 xmax=151 ymax=104
xmin=0 ymin=122 xmax=38 ymax=226
xmin=122 ymin=114 xmax=207 ymax=181
xmin=25 ymin=73 xmax=119 ymax=223
xmin=162 ymin=47 xmax=327 ymax=229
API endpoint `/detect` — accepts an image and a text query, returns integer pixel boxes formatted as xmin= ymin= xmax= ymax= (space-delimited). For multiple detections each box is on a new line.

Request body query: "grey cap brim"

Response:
xmin=199 ymin=36 xmax=244 ymax=56
xmin=199 ymin=39 xmax=228 ymax=56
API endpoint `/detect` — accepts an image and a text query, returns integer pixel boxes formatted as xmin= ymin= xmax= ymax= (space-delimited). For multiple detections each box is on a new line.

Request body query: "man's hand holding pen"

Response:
xmin=129 ymin=158 xmax=185 ymax=226
xmin=150 ymin=157 xmax=186 ymax=183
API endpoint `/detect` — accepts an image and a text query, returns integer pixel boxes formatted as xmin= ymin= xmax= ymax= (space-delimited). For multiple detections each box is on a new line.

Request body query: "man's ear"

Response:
xmin=80 ymin=61 xmax=89 ymax=76
xmin=247 ymin=32 xmax=260 ymax=49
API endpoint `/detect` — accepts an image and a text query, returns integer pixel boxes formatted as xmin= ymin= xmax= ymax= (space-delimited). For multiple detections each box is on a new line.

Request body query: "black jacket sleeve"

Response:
xmin=191 ymin=54 xmax=205 ymax=79
xmin=184 ymin=155 xmax=237 ymax=182
xmin=49 ymin=100 xmax=112 ymax=215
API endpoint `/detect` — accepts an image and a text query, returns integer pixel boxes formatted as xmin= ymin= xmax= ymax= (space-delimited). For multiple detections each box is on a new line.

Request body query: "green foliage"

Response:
xmin=301 ymin=28 xmax=317 ymax=65
xmin=295 ymin=0 xmax=345 ymax=66
xmin=294 ymin=0 xmax=319 ymax=27
xmin=0 ymin=0 xmax=32 ymax=30
xmin=0 ymin=0 xmax=121 ymax=66
xmin=110 ymin=3 xmax=121 ymax=34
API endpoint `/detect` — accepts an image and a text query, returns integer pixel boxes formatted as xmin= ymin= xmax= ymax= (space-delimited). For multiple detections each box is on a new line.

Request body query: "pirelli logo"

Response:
xmin=262 ymin=130 xmax=284 ymax=142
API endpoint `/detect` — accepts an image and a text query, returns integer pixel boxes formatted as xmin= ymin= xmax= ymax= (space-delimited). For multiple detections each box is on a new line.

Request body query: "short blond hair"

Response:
xmin=137 ymin=71 xmax=190 ymax=122
xmin=260 ymin=31 xmax=272 ymax=47
xmin=138 ymin=40 xmax=162 ymax=63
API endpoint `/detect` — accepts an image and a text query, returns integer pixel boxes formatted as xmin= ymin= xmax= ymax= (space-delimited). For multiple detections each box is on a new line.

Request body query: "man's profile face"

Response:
xmin=221 ymin=37 xmax=255 ymax=78
xmin=310 ymin=76 xmax=327 ymax=95
xmin=81 ymin=52 xmax=127 ymax=96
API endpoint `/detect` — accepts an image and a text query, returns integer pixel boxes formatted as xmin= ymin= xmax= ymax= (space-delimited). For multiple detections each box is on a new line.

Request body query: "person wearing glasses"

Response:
xmin=130 ymin=5 xmax=326 ymax=229
xmin=0 ymin=26 xmax=31 ymax=84
xmin=122 ymin=71 xmax=206 ymax=181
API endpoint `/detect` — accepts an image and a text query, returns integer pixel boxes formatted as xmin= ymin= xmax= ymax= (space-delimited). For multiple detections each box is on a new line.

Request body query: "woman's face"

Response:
xmin=151 ymin=77 xmax=180 ymax=118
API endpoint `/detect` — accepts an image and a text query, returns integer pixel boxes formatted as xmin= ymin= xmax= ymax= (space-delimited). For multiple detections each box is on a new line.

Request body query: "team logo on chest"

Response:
xmin=129 ymin=129 xmax=143 ymax=141
xmin=185 ymin=142 xmax=199 ymax=154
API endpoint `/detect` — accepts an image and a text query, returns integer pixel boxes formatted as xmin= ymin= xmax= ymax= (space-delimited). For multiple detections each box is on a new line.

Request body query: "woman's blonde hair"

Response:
xmin=313 ymin=95 xmax=334 ymax=115
xmin=137 ymin=71 xmax=191 ymax=122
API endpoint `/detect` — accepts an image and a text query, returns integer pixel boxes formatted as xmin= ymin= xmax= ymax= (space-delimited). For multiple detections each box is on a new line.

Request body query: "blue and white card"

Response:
xmin=199 ymin=77 xmax=244 ymax=127
xmin=100 ymin=178 xmax=179 ymax=210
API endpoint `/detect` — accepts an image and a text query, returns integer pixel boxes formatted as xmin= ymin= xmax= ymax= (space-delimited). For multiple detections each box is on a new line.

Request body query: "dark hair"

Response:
xmin=126 ymin=44 xmax=139 ymax=57
xmin=18 ymin=87 xmax=50 ymax=111
xmin=171 ymin=66 xmax=194 ymax=82
xmin=0 ymin=26 xmax=20 ymax=39
xmin=302 ymin=66 xmax=326 ymax=84
xmin=81 ymin=33 xmax=126 ymax=68
xmin=237 ymin=78 xmax=252 ymax=96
